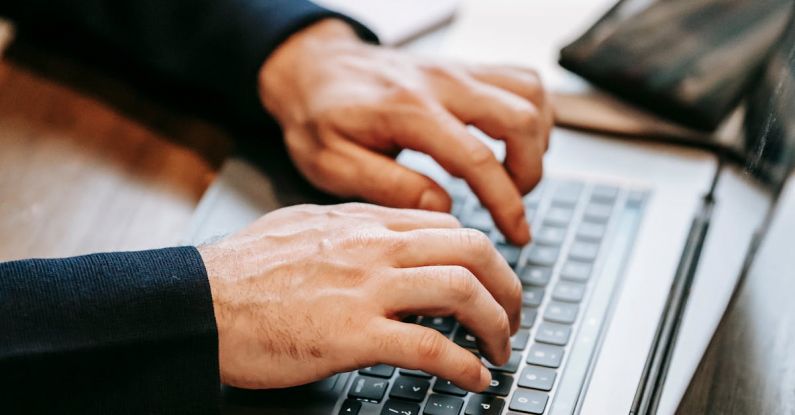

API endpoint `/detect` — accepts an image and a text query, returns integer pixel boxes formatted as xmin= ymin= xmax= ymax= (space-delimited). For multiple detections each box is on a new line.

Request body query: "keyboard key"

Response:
xmin=433 ymin=379 xmax=468 ymax=396
xmin=520 ymin=307 xmax=538 ymax=328
xmin=518 ymin=365 xmax=557 ymax=391
xmin=339 ymin=399 xmax=362 ymax=414
xmin=522 ymin=287 xmax=545 ymax=307
xmin=551 ymin=182 xmax=582 ymax=207
xmin=382 ymin=399 xmax=421 ymax=415
xmin=359 ymin=364 xmax=395 ymax=378
xmin=584 ymin=202 xmax=612 ymax=223
xmin=552 ymin=281 xmax=586 ymax=303
xmin=526 ymin=245 xmax=559 ymax=267
xmin=454 ymin=327 xmax=478 ymax=349
xmin=484 ymin=351 xmax=522 ymax=373
xmin=400 ymin=369 xmax=432 ymax=379
xmin=569 ymin=241 xmax=600 ymax=262
xmin=543 ymin=207 xmax=574 ymax=227
xmin=465 ymin=394 xmax=505 ymax=415
xmin=591 ymin=185 xmax=619 ymax=203
xmin=544 ymin=302 xmax=579 ymax=324
xmin=464 ymin=209 xmax=494 ymax=233
xmin=534 ymin=226 xmax=566 ymax=246
xmin=560 ymin=261 xmax=592 ymax=282
xmin=509 ymin=389 xmax=548 ymax=414
xmin=496 ymin=243 xmax=522 ymax=266
xmin=519 ymin=267 xmax=552 ymax=286
xmin=511 ymin=330 xmax=530 ymax=350
xmin=419 ymin=316 xmax=456 ymax=334
xmin=576 ymin=222 xmax=606 ymax=242
xmin=348 ymin=376 xmax=389 ymax=402
xmin=535 ymin=322 xmax=572 ymax=346
xmin=526 ymin=343 xmax=565 ymax=368
xmin=484 ymin=371 xmax=513 ymax=396
xmin=390 ymin=376 xmax=430 ymax=402
xmin=424 ymin=394 xmax=464 ymax=415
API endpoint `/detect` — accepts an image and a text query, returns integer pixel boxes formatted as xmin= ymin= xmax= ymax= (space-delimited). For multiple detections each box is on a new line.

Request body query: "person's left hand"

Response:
xmin=258 ymin=19 xmax=553 ymax=245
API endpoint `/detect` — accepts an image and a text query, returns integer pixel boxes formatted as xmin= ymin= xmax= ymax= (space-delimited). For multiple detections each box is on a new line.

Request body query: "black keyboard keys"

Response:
xmin=390 ymin=376 xmax=430 ymax=402
xmin=518 ymin=365 xmax=557 ymax=391
xmin=484 ymin=371 xmax=513 ymax=396
xmin=544 ymin=302 xmax=579 ymax=324
xmin=359 ymin=364 xmax=395 ymax=378
xmin=419 ymin=316 xmax=456 ymax=334
xmin=484 ymin=351 xmax=522 ymax=373
xmin=552 ymin=281 xmax=586 ymax=303
xmin=381 ymin=399 xmax=421 ymax=415
xmin=522 ymin=287 xmax=545 ymax=307
xmin=526 ymin=245 xmax=559 ymax=267
xmin=511 ymin=329 xmax=530 ymax=350
xmin=453 ymin=327 xmax=478 ymax=349
xmin=520 ymin=307 xmax=538 ymax=328
xmin=519 ymin=267 xmax=552 ymax=286
xmin=349 ymin=376 xmax=389 ymax=402
xmin=496 ymin=242 xmax=522 ymax=266
xmin=560 ymin=261 xmax=592 ymax=282
xmin=510 ymin=389 xmax=549 ymax=414
xmin=465 ymin=394 xmax=505 ymax=415
xmin=535 ymin=322 xmax=572 ymax=346
xmin=526 ymin=343 xmax=565 ymax=368
xmin=433 ymin=379 xmax=468 ymax=397
xmin=339 ymin=399 xmax=362 ymax=414
xmin=424 ymin=394 xmax=464 ymax=415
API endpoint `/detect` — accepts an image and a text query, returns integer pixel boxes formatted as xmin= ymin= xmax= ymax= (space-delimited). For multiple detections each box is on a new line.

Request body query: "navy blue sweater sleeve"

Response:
xmin=0 ymin=247 xmax=219 ymax=414
xmin=1 ymin=0 xmax=377 ymax=124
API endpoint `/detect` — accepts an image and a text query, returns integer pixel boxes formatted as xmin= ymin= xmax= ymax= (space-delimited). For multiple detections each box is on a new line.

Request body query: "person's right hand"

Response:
xmin=197 ymin=203 xmax=522 ymax=392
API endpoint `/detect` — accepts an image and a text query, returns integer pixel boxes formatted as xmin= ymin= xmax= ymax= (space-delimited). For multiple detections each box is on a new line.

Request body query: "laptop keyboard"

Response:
xmin=337 ymin=177 xmax=648 ymax=415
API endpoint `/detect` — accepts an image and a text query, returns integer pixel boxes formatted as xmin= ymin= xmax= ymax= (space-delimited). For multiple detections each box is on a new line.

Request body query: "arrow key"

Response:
xmin=390 ymin=376 xmax=430 ymax=402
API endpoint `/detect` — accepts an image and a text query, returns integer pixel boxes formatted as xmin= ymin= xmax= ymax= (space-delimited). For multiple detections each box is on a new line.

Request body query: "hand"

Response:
xmin=259 ymin=19 xmax=553 ymax=245
xmin=198 ymin=203 xmax=522 ymax=391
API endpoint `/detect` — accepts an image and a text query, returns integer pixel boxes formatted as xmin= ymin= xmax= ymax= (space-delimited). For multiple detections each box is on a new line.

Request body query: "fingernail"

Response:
xmin=419 ymin=189 xmax=448 ymax=211
xmin=480 ymin=365 xmax=492 ymax=390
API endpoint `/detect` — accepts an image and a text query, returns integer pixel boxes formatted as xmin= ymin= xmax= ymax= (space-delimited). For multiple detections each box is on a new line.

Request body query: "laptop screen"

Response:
xmin=742 ymin=14 xmax=795 ymax=188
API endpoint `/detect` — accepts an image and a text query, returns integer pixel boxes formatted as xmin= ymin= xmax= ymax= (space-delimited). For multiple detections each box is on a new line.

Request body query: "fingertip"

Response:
xmin=478 ymin=365 xmax=492 ymax=392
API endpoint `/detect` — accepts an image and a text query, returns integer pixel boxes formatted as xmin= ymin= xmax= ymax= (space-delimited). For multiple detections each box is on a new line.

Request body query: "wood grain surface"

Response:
xmin=0 ymin=23 xmax=231 ymax=261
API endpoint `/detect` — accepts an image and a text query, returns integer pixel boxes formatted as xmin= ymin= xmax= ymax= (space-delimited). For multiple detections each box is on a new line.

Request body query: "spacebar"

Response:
xmin=549 ymin=201 xmax=645 ymax=414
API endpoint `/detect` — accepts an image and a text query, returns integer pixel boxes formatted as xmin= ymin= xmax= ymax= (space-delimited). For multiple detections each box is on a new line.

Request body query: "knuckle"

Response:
xmin=466 ymin=144 xmax=497 ymax=169
xmin=460 ymin=228 xmax=492 ymax=252
xmin=416 ymin=330 xmax=446 ymax=361
xmin=514 ymin=104 xmax=540 ymax=133
xmin=386 ymin=83 xmax=425 ymax=106
xmin=444 ymin=266 xmax=479 ymax=303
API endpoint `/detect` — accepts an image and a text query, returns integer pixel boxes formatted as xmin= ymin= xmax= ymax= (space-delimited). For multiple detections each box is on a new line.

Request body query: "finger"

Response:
xmin=373 ymin=320 xmax=491 ymax=392
xmin=465 ymin=65 xmax=554 ymax=150
xmin=381 ymin=265 xmax=511 ymax=364
xmin=390 ymin=228 xmax=522 ymax=332
xmin=441 ymin=81 xmax=545 ymax=194
xmin=325 ymin=136 xmax=454 ymax=213
xmin=387 ymin=104 xmax=530 ymax=245
xmin=335 ymin=202 xmax=462 ymax=232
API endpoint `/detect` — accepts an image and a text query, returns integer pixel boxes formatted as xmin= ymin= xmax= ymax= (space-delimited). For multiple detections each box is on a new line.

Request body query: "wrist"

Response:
xmin=258 ymin=19 xmax=363 ymax=122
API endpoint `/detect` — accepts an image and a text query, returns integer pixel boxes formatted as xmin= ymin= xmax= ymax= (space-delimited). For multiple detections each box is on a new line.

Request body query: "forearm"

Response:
xmin=0 ymin=247 xmax=219 ymax=414
xmin=1 ymin=0 xmax=376 ymax=123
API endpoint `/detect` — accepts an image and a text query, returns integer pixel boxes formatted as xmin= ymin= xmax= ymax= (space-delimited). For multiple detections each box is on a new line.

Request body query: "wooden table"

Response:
xmin=0 ymin=22 xmax=231 ymax=261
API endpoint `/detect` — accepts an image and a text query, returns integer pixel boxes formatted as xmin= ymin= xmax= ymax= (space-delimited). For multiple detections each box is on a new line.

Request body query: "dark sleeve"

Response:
xmin=0 ymin=0 xmax=377 ymax=123
xmin=0 ymin=247 xmax=219 ymax=415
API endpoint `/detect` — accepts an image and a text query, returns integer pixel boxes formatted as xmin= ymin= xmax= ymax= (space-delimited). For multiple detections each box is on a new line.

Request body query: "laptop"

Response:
xmin=185 ymin=1 xmax=793 ymax=414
